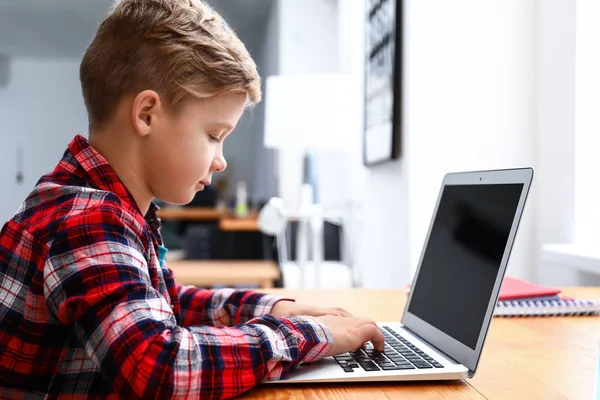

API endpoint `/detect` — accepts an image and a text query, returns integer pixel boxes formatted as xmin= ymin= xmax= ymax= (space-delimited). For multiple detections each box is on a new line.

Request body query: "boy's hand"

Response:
xmin=315 ymin=315 xmax=385 ymax=356
xmin=270 ymin=300 xmax=352 ymax=319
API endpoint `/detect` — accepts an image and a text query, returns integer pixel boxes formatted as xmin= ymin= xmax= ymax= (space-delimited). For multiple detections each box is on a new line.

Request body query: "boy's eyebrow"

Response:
xmin=210 ymin=121 xmax=234 ymax=131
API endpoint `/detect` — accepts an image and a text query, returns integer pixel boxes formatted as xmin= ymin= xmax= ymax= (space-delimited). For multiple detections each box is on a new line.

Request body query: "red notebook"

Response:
xmin=406 ymin=276 xmax=562 ymax=300
xmin=499 ymin=276 xmax=561 ymax=300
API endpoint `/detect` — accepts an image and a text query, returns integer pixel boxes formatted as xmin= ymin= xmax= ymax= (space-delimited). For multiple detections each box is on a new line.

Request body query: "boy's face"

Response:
xmin=142 ymin=92 xmax=246 ymax=205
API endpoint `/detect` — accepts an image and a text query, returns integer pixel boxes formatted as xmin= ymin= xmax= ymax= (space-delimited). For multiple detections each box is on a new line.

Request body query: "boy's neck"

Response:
xmin=88 ymin=130 xmax=154 ymax=216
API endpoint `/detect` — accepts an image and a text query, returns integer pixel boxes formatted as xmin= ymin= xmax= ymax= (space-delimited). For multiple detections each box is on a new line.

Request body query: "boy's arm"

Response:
xmin=174 ymin=282 xmax=289 ymax=327
xmin=44 ymin=207 xmax=333 ymax=400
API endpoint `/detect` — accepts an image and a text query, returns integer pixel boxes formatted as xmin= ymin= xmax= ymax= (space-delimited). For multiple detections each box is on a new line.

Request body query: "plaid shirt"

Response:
xmin=0 ymin=135 xmax=333 ymax=399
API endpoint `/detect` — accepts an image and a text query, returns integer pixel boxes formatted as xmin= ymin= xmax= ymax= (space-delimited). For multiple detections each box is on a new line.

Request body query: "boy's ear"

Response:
xmin=132 ymin=90 xmax=162 ymax=137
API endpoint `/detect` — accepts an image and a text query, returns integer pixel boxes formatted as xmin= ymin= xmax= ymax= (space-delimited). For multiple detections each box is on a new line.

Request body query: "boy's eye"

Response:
xmin=209 ymin=135 xmax=220 ymax=143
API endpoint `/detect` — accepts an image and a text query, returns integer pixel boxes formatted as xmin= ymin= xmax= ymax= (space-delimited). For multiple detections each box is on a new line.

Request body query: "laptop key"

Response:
xmin=343 ymin=367 xmax=354 ymax=372
xmin=362 ymin=366 xmax=381 ymax=372
xmin=383 ymin=365 xmax=416 ymax=370
xmin=365 ymin=349 xmax=381 ymax=355
xmin=412 ymin=361 xmax=431 ymax=365
xmin=372 ymin=360 xmax=389 ymax=366
xmin=414 ymin=364 xmax=434 ymax=369
xmin=359 ymin=361 xmax=380 ymax=371
xmin=372 ymin=358 xmax=388 ymax=364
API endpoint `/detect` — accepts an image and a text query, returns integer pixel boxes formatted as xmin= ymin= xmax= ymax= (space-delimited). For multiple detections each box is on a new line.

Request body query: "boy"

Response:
xmin=0 ymin=0 xmax=384 ymax=398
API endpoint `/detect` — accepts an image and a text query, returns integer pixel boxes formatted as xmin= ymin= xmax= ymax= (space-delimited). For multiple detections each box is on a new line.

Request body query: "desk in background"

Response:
xmin=219 ymin=215 xmax=259 ymax=232
xmin=158 ymin=207 xmax=263 ymax=260
xmin=157 ymin=207 xmax=259 ymax=231
xmin=157 ymin=207 xmax=227 ymax=221
xmin=235 ymin=287 xmax=600 ymax=399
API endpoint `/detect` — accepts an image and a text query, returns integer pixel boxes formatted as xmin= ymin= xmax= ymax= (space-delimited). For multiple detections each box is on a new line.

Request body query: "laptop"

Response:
xmin=271 ymin=167 xmax=534 ymax=383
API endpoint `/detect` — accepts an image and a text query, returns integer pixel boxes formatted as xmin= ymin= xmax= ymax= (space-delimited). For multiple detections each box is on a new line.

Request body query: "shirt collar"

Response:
xmin=66 ymin=135 xmax=161 ymax=234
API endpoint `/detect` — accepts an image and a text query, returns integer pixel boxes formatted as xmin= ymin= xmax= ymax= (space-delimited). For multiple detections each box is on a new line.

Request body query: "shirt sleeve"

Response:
xmin=43 ymin=206 xmax=333 ymax=399
xmin=174 ymin=282 xmax=290 ymax=327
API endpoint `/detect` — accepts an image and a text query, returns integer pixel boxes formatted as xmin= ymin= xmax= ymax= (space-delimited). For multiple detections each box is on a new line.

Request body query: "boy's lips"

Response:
xmin=196 ymin=181 xmax=210 ymax=190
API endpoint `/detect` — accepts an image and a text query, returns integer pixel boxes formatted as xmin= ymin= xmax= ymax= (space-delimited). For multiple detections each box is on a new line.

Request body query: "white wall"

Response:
xmin=336 ymin=0 xmax=409 ymax=289
xmin=337 ymin=0 xmax=539 ymax=288
xmin=574 ymin=0 xmax=600 ymax=247
xmin=534 ymin=0 xmax=580 ymax=286
xmin=0 ymin=57 xmax=88 ymax=225
xmin=536 ymin=0 xmax=600 ymax=286
xmin=406 ymin=0 xmax=537 ymax=282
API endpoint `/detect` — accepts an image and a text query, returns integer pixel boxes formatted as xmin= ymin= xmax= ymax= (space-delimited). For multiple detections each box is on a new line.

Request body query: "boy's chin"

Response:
xmin=157 ymin=189 xmax=198 ymax=206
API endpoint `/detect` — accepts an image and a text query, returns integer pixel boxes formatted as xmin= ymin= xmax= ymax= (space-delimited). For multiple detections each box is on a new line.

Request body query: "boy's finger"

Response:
xmin=319 ymin=307 xmax=352 ymax=317
xmin=356 ymin=324 xmax=385 ymax=352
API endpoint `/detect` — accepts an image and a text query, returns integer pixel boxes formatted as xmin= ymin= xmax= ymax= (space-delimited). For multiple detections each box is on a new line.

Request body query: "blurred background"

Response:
xmin=0 ymin=0 xmax=598 ymax=289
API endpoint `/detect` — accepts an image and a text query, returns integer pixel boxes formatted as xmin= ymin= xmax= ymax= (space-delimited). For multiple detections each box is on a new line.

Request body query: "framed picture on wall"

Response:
xmin=364 ymin=0 xmax=403 ymax=166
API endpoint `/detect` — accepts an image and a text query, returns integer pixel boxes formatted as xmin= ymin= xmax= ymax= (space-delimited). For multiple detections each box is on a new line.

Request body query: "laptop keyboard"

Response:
xmin=333 ymin=326 xmax=444 ymax=372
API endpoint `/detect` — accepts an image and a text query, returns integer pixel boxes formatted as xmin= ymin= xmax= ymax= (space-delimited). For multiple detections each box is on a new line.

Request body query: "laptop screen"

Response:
xmin=407 ymin=183 xmax=524 ymax=350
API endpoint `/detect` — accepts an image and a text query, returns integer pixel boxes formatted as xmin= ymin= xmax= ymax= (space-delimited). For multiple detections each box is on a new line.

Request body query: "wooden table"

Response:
xmin=168 ymin=260 xmax=279 ymax=288
xmin=219 ymin=215 xmax=259 ymax=232
xmin=157 ymin=207 xmax=227 ymax=221
xmin=157 ymin=207 xmax=260 ymax=232
xmin=237 ymin=287 xmax=600 ymax=399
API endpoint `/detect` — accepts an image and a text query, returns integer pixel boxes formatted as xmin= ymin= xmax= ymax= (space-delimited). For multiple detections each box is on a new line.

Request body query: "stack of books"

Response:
xmin=495 ymin=276 xmax=600 ymax=317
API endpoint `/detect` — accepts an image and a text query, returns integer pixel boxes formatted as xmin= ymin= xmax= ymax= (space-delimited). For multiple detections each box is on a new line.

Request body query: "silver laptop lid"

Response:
xmin=401 ymin=168 xmax=534 ymax=374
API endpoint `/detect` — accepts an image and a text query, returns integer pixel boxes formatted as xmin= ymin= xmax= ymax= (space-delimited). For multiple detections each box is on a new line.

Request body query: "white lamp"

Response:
xmin=264 ymin=73 xmax=357 ymax=151
xmin=264 ymin=73 xmax=360 ymax=207
xmin=261 ymin=73 xmax=360 ymax=288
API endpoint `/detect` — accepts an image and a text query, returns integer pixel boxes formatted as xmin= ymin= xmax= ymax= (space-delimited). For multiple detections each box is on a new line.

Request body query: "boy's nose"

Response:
xmin=212 ymin=155 xmax=227 ymax=172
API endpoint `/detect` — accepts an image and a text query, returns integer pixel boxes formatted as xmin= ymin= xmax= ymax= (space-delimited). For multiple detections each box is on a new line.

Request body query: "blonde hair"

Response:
xmin=80 ymin=0 xmax=261 ymax=130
